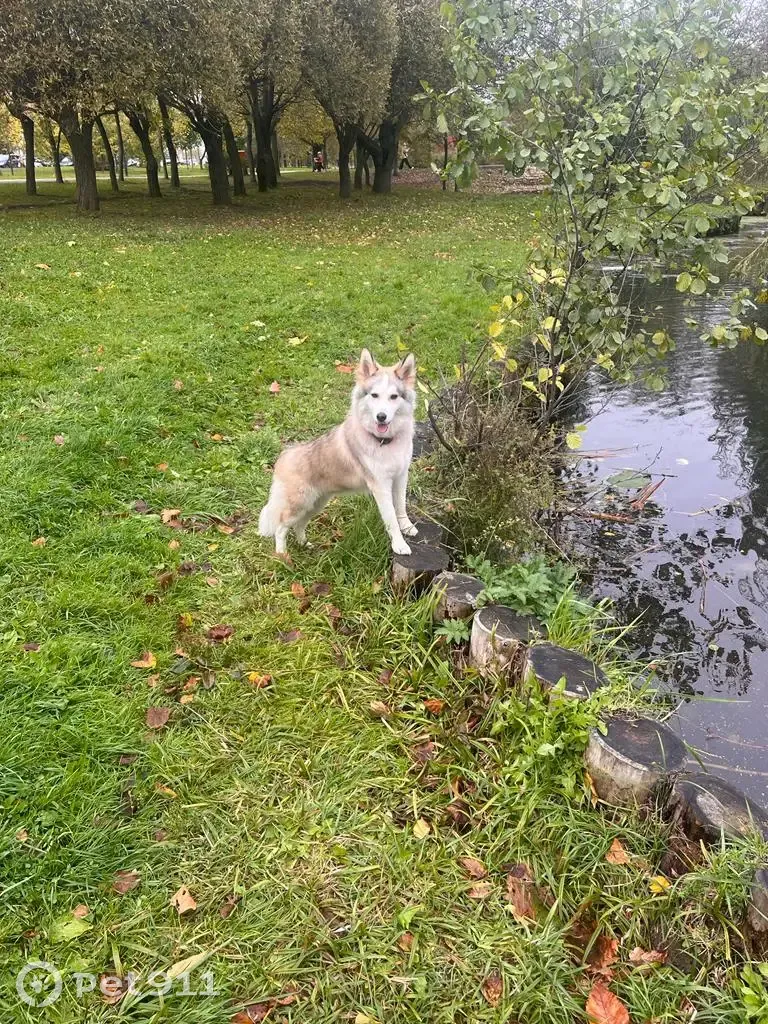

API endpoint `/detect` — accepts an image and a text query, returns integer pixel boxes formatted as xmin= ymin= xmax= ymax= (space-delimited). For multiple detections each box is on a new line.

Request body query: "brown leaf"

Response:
xmin=459 ymin=856 xmax=487 ymax=880
xmin=146 ymin=706 xmax=171 ymax=730
xmin=424 ymin=698 xmax=445 ymax=716
xmin=412 ymin=740 xmax=436 ymax=763
xmin=23 ymin=642 xmax=40 ymax=652
xmin=210 ymin=433 xmax=225 ymax=442
xmin=179 ymin=694 xmax=195 ymax=705
xmin=335 ymin=362 xmax=354 ymax=373
xmin=585 ymin=982 xmax=629 ymax=1024
xmin=298 ymin=597 xmax=312 ymax=613
xmin=377 ymin=668 xmax=393 ymax=686
xmin=154 ymin=829 xmax=169 ymax=842
xmin=397 ymin=931 xmax=414 ymax=952
xmin=99 ymin=973 xmax=131 ymax=1006
xmin=170 ymin=885 xmax=197 ymax=915
xmin=269 ymin=381 xmax=281 ymax=393
xmin=36 ymin=262 xmax=51 ymax=270
xmin=204 ymin=575 xmax=220 ymax=587
xmin=219 ymin=894 xmax=240 ymax=919
xmin=467 ymin=881 xmax=494 ymax=899
xmin=310 ymin=581 xmax=332 ymax=596
xmin=628 ymin=946 xmax=667 ymax=967
xmin=370 ymin=700 xmax=392 ymax=718
xmin=481 ymin=970 xmax=503 ymax=1007
xmin=157 ymin=570 xmax=175 ymax=590
xmin=53 ymin=434 xmax=66 ymax=446
xmin=290 ymin=582 xmax=306 ymax=597
xmin=157 ymin=462 xmax=169 ymax=471
xmin=173 ymin=379 xmax=184 ymax=390
xmin=131 ymin=651 xmax=157 ymax=669
xmin=278 ymin=629 xmax=303 ymax=644
xmin=605 ymin=839 xmax=631 ymax=866
xmin=31 ymin=537 xmax=47 ymax=547
xmin=506 ymin=863 xmax=536 ymax=919
xmin=587 ymin=935 xmax=620 ymax=976
xmin=155 ymin=782 xmax=178 ymax=798
xmin=206 ymin=624 xmax=234 ymax=642
xmin=146 ymin=673 xmax=160 ymax=688
xmin=169 ymin=539 xmax=180 ymax=551
xmin=161 ymin=508 xmax=181 ymax=524
xmin=112 ymin=869 xmax=141 ymax=894
xmin=119 ymin=754 xmax=137 ymax=765
xmin=73 ymin=904 xmax=90 ymax=919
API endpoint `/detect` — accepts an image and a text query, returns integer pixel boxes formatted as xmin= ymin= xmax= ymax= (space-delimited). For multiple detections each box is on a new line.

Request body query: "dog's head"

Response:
xmin=352 ymin=349 xmax=416 ymax=440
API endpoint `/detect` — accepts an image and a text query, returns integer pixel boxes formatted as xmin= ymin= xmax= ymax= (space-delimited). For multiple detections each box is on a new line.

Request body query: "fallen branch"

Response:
xmin=630 ymin=479 xmax=664 ymax=511
xmin=572 ymin=509 xmax=634 ymax=524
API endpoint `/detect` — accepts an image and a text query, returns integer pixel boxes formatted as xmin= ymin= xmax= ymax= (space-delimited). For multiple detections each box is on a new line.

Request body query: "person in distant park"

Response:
xmin=313 ymin=151 xmax=324 ymax=172
xmin=399 ymin=143 xmax=413 ymax=170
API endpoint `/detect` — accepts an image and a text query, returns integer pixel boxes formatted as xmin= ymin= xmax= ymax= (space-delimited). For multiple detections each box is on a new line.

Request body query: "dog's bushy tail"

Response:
xmin=258 ymin=481 xmax=282 ymax=538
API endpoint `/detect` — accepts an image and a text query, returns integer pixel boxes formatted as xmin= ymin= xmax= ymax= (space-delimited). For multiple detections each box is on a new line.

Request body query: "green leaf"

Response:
xmin=49 ymin=915 xmax=92 ymax=943
xmin=693 ymin=38 xmax=711 ymax=59
xmin=755 ymin=327 xmax=768 ymax=341
xmin=690 ymin=278 xmax=707 ymax=295
xmin=676 ymin=272 xmax=692 ymax=292
xmin=607 ymin=469 xmax=652 ymax=490
xmin=436 ymin=113 xmax=448 ymax=134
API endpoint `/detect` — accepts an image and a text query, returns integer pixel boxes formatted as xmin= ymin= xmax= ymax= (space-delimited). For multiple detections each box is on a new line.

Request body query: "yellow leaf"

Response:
xmin=565 ymin=432 xmax=583 ymax=450
xmin=413 ymin=818 xmax=430 ymax=840
xmin=649 ymin=875 xmax=671 ymax=894
xmin=287 ymin=335 xmax=308 ymax=346
xmin=491 ymin=341 xmax=507 ymax=361
xmin=488 ymin=321 xmax=505 ymax=338
xmin=131 ymin=651 xmax=156 ymax=670
xmin=501 ymin=294 xmax=513 ymax=309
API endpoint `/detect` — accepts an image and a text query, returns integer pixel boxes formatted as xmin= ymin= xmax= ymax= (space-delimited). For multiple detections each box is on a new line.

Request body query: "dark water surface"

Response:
xmin=571 ymin=217 xmax=768 ymax=805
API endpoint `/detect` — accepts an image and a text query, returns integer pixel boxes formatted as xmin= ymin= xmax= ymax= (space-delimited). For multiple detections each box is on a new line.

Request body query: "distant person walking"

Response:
xmin=398 ymin=143 xmax=413 ymax=171
xmin=313 ymin=151 xmax=324 ymax=172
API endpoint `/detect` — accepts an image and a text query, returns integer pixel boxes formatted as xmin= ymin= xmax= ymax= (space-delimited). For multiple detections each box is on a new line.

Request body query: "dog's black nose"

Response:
xmin=376 ymin=412 xmax=387 ymax=423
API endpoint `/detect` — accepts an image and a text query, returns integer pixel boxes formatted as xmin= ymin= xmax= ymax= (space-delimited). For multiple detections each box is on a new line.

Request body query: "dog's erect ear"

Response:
xmin=356 ymin=348 xmax=378 ymax=382
xmin=394 ymin=353 xmax=416 ymax=387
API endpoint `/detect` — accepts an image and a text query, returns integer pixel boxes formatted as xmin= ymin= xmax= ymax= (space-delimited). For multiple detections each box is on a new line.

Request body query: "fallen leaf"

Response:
xmin=585 ymin=982 xmax=629 ymax=1024
xmin=173 ymin=379 xmax=184 ymax=390
xmin=298 ymin=597 xmax=312 ymax=613
xmin=467 ymin=881 xmax=494 ymax=899
xmin=587 ymin=935 xmax=620 ymax=976
xmin=15 ymin=828 xmax=29 ymax=842
xmin=49 ymin=915 xmax=92 ymax=942
xmin=605 ymin=839 xmax=631 ymax=866
xmin=424 ymin=698 xmax=445 ymax=716
xmin=210 ymin=433 xmax=224 ymax=442
xmin=179 ymin=694 xmax=195 ymax=704
xmin=72 ymin=904 xmax=90 ymax=919
xmin=335 ymin=362 xmax=354 ymax=373
xmin=369 ymin=700 xmax=392 ymax=718
xmin=161 ymin=508 xmax=181 ymax=524
xmin=169 ymin=539 xmax=180 ymax=551
xmin=291 ymin=582 xmax=306 ymax=597
xmin=628 ymin=946 xmax=667 ymax=966
xmin=204 ymin=575 xmax=220 ymax=587
xmin=131 ymin=651 xmax=157 ymax=669
xmin=247 ymin=672 xmax=272 ymax=689
xmin=649 ymin=875 xmax=671 ymax=894
xmin=155 ymin=782 xmax=178 ymax=798
xmin=310 ymin=581 xmax=332 ymax=596
xmin=154 ymin=829 xmax=169 ymax=842
xmin=112 ymin=869 xmax=141 ymax=894
xmin=585 ymin=771 xmax=600 ymax=805
xmin=23 ymin=642 xmax=40 ymax=652
xmin=31 ymin=537 xmax=47 ymax=547
xmin=412 ymin=740 xmax=436 ymax=762
xmin=287 ymin=335 xmax=308 ymax=346
xmin=219 ymin=894 xmax=240 ymax=919
xmin=35 ymin=262 xmax=51 ymax=270
xmin=269 ymin=381 xmax=281 ymax=394
xmin=146 ymin=706 xmax=171 ymax=730
xmin=156 ymin=462 xmax=169 ymax=471
xmin=157 ymin=570 xmax=175 ymax=590
xmin=459 ymin=856 xmax=487 ymax=879
xmin=206 ymin=624 xmax=234 ymax=642
xmin=413 ymin=818 xmax=430 ymax=839
xmin=119 ymin=754 xmax=137 ymax=765
xmin=377 ymin=668 xmax=393 ymax=685
xmin=278 ymin=629 xmax=303 ymax=644
xmin=506 ymin=863 xmax=536 ymax=919
xmin=170 ymin=885 xmax=197 ymax=915
xmin=53 ymin=434 xmax=66 ymax=446
xmin=397 ymin=931 xmax=414 ymax=951
xmin=99 ymin=973 xmax=131 ymax=1006
xmin=146 ymin=673 xmax=160 ymax=688
xmin=216 ymin=524 xmax=234 ymax=535
xmin=481 ymin=970 xmax=503 ymax=1007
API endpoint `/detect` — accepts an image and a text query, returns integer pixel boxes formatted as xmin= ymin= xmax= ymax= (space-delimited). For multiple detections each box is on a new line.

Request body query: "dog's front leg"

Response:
xmin=393 ymin=470 xmax=418 ymax=538
xmin=370 ymin=483 xmax=411 ymax=555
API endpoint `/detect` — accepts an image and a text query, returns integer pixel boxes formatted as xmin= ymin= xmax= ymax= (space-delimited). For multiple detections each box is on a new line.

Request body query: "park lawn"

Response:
xmin=0 ymin=179 xmax=762 ymax=1023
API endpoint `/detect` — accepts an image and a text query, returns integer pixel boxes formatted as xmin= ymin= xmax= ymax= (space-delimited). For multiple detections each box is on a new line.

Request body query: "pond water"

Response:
xmin=570 ymin=217 xmax=768 ymax=806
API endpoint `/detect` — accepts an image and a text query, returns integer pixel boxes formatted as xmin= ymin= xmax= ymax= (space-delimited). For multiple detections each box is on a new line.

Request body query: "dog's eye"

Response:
xmin=390 ymin=394 xmax=398 ymax=400
xmin=371 ymin=392 xmax=379 ymax=399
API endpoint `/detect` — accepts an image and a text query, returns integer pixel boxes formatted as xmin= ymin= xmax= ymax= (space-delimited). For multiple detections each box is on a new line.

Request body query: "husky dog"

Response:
xmin=259 ymin=349 xmax=419 ymax=557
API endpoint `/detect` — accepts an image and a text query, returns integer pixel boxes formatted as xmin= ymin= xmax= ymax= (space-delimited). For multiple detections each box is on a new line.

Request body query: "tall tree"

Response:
xmin=302 ymin=0 xmax=396 ymax=197
xmin=222 ymin=115 xmax=247 ymax=195
xmin=158 ymin=95 xmax=180 ymax=187
xmin=42 ymin=117 xmax=64 ymax=183
xmin=7 ymin=99 xmax=36 ymax=194
xmin=124 ymin=103 xmax=162 ymax=197
xmin=114 ymin=112 xmax=126 ymax=180
xmin=95 ymin=113 xmax=119 ymax=192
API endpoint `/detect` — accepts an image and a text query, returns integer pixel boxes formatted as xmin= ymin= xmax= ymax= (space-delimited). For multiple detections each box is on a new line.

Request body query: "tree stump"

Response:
xmin=469 ymin=604 xmax=546 ymax=676
xmin=666 ymin=773 xmax=768 ymax=844
xmin=412 ymin=519 xmax=445 ymax=547
xmin=585 ymin=716 xmax=687 ymax=807
xmin=748 ymin=868 xmax=768 ymax=952
xmin=432 ymin=572 xmax=485 ymax=622
xmin=392 ymin=543 xmax=450 ymax=596
xmin=525 ymin=643 xmax=609 ymax=699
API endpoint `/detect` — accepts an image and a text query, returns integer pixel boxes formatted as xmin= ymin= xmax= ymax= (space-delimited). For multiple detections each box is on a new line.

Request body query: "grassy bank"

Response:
xmin=1 ymin=180 xmax=765 ymax=1023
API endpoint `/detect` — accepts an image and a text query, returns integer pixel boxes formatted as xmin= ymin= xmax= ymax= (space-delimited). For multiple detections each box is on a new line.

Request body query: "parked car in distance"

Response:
xmin=127 ymin=158 xmax=140 ymax=167
xmin=60 ymin=156 xmax=73 ymax=166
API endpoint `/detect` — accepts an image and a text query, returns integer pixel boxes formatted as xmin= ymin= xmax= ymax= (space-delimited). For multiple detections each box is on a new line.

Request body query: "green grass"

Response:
xmin=0 ymin=179 xmax=765 ymax=1022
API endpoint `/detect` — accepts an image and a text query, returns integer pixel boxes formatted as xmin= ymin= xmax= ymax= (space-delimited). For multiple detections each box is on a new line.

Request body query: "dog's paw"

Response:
xmin=392 ymin=539 xmax=412 ymax=556
xmin=401 ymin=522 xmax=419 ymax=538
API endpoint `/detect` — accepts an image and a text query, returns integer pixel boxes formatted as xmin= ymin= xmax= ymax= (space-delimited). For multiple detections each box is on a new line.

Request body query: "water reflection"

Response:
xmin=571 ymin=218 xmax=768 ymax=803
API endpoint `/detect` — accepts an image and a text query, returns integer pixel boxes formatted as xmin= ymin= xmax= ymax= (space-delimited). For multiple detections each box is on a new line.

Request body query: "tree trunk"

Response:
xmin=21 ymin=114 xmax=36 ymax=195
xmin=442 ymin=132 xmax=448 ymax=192
xmin=125 ymin=108 xmax=161 ymax=198
xmin=59 ymin=108 xmax=99 ymax=212
xmin=46 ymin=122 xmax=64 ymax=183
xmin=246 ymin=119 xmax=256 ymax=182
xmin=115 ymin=112 xmax=126 ymax=180
xmin=222 ymin=118 xmax=246 ymax=196
xmin=198 ymin=123 xmax=231 ymax=205
xmin=95 ymin=115 xmax=119 ymax=193
xmin=336 ymin=124 xmax=357 ymax=199
xmin=271 ymin=131 xmax=280 ymax=184
xmin=158 ymin=131 xmax=168 ymax=179
xmin=372 ymin=119 xmax=397 ymax=195
xmin=354 ymin=140 xmax=365 ymax=190
xmin=392 ymin=126 xmax=401 ymax=178
xmin=158 ymin=97 xmax=180 ymax=188
xmin=247 ymin=78 xmax=278 ymax=192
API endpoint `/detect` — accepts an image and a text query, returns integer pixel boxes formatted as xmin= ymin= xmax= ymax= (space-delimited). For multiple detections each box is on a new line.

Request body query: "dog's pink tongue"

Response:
xmin=376 ymin=422 xmax=389 ymax=434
